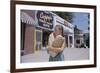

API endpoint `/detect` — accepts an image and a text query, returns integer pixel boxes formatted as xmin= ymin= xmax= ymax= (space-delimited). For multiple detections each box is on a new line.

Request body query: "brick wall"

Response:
xmin=24 ymin=25 xmax=35 ymax=55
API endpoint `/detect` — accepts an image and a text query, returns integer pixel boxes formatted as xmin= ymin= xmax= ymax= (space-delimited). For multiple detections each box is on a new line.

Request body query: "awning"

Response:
xmin=21 ymin=11 xmax=35 ymax=25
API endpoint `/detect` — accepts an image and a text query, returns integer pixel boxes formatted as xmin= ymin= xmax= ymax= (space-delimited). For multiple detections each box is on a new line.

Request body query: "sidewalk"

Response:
xmin=21 ymin=48 xmax=89 ymax=63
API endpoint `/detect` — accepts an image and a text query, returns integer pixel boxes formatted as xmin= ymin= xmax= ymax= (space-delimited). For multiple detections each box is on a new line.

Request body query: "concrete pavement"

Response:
xmin=21 ymin=48 xmax=89 ymax=63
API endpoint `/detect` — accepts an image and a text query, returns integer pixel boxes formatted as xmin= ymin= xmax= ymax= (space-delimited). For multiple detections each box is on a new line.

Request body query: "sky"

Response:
xmin=72 ymin=12 xmax=89 ymax=32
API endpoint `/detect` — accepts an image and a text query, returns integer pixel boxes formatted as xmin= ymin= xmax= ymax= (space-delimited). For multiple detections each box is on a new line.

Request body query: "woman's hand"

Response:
xmin=47 ymin=46 xmax=63 ymax=53
xmin=47 ymin=39 xmax=65 ymax=53
xmin=47 ymin=46 xmax=52 ymax=51
xmin=46 ymin=46 xmax=52 ymax=54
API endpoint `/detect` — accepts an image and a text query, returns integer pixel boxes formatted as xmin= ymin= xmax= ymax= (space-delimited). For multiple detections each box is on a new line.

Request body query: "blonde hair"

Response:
xmin=55 ymin=25 xmax=64 ymax=37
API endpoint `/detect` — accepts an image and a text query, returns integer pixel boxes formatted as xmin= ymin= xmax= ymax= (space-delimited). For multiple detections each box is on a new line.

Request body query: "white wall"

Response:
xmin=0 ymin=0 xmax=100 ymax=73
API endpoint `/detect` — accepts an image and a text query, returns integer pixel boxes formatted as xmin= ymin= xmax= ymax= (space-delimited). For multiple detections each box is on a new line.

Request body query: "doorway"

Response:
xmin=34 ymin=29 xmax=42 ymax=51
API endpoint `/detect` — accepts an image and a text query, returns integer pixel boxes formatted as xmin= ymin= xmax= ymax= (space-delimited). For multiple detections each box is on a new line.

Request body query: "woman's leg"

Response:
xmin=54 ymin=53 xmax=64 ymax=61
xmin=49 ymin=53 xmax=64 ymax=61
xmin=60 ymin=53 xmax=64 ymax=61
xmin=49 ymin=56 xmax=54 ymax=61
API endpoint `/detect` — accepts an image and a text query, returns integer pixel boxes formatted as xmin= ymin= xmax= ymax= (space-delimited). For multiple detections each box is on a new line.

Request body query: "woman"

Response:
xmin=47 ymin=25 xmax=66 ymax=61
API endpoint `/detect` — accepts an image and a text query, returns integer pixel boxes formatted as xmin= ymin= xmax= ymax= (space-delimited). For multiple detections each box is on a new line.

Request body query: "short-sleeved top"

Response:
xmin=48 ymin=33 xmax=55 ymax=47
xmin=48 ymin=33 xmax=66 ymax=57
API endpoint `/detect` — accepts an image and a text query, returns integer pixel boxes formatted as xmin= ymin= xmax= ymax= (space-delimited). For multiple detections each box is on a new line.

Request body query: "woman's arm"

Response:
xmin=47 ymin=33 xmax=53 ymax=53
xmin=48 ymin=40 xmax=65 ymax=53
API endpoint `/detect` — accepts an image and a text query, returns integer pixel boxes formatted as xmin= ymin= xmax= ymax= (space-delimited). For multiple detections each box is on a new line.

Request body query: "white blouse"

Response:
xmin=48 ymin=33 xmax=66 ymax=57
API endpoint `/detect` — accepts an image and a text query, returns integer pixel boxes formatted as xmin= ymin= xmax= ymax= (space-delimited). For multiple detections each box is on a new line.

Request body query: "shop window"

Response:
xmin=76 ymin=39 xmax=80 ymax=44
xmin=65 ymin=35 xmax=68 ymax=47
xmin=42 ymin=31 xmax=51 ymax=47
xmin=69 ymin=36 xmax=72 ymax=44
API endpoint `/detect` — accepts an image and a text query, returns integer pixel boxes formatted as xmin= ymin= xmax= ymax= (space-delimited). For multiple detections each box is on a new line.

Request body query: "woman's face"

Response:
xmin=54 ymin=26 xmax=61 ymax=36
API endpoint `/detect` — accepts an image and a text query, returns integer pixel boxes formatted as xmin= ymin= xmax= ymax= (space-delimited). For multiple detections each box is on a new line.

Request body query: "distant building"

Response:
xmin=74 ymin=25 xmax=85 ymax=48
xmin=83 ymin=31 xmax=90 ymax=48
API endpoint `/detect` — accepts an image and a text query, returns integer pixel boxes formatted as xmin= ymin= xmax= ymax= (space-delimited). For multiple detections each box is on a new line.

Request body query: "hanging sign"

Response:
xmin=37 ymin=11 xmax=53 ymax=29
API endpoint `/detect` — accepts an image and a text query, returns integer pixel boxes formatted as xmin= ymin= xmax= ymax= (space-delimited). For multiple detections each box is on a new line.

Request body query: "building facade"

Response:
xmin=52 ymin=13 xmax=74 ymax=48
xmin=74 ymin=25 xmax=87 ymax=48
xmin=21 ymin=10 xmax=74 ymax=56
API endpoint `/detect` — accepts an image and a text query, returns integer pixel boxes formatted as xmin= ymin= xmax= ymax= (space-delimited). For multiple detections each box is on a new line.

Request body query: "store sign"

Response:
xmin=37 ymin=11 xmax=53 ymax=29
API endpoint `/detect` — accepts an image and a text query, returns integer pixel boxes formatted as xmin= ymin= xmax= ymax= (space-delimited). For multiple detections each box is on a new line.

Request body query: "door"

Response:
xmin=34 ymin=29 xmax=42 ymax=51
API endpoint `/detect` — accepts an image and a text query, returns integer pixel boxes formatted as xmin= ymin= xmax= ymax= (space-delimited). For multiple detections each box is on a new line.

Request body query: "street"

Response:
xmin=21 ymin=48 xmax=89 ymax=63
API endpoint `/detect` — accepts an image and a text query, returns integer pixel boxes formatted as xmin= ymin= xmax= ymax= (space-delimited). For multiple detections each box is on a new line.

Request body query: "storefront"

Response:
xmin=21 ymin=10 xmax=54 ymax=55
xmin=21 ymin=10 xmax=36 ymax=55
xmin=36 ymin=11 xmax=54 ymax=47
xmin=21 ymin=10 xmax=74 ymax=56
xmin=52 ymin=13 xmax=74 ymax=48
